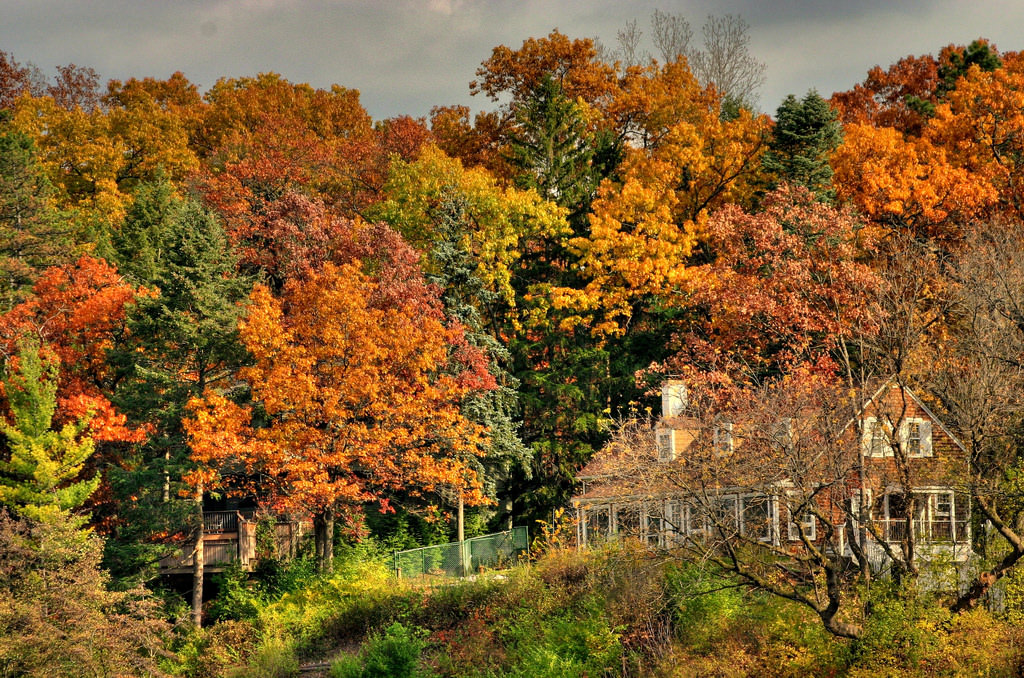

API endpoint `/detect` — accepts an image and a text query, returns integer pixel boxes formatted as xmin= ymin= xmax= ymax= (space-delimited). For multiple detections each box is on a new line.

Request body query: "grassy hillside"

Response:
xmin=167 ymin=541 xmax=1024 ymax=677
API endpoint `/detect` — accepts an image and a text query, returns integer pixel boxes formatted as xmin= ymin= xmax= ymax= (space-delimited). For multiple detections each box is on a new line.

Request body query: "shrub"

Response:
xmin=209 ymin=561 xmax=264 ymax=623
xmin=331 ymin=622 xmax=434 ymax=678
xmin=228 ymin=636 xmax=299 ymax=678
xmin=505 ymin=597 xmax=623 ymax=678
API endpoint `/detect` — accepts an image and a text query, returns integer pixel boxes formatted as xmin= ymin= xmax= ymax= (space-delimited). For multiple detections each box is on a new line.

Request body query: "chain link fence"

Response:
xmin=393 ymin=526 xmax=529 ymax=579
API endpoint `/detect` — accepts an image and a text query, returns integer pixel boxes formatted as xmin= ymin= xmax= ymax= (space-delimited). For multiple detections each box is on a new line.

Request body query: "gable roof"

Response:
xmin=849 ymin=379 xmax=967 ymax=454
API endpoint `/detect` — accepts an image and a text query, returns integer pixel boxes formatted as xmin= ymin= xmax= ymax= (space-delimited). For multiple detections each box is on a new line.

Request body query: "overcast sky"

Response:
xmin=3 ymin=0 xmax=1023 ymax=121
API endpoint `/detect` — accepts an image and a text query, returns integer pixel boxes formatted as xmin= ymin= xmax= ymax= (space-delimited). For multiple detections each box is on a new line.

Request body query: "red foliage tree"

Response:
xmin=663 ymin=185 xmax=880 ymax=384
xmin=0 ymin=255 xmax=147 ymax=443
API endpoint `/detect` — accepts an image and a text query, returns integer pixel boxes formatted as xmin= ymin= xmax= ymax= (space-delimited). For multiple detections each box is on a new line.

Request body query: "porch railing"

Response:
xmin=203 ymin=510 xmax=254 ymax=534
xmin=877 ymin=518 xmax=968 ymax=543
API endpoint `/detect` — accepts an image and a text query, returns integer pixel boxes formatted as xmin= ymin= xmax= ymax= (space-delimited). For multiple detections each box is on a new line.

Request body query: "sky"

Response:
xmin=2 ymin=0 xmax=1023 ymax=121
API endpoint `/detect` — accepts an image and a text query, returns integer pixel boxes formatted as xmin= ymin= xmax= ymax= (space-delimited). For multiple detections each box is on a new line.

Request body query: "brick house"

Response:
xmin=572 ymin=380 xmax=972 ymax=570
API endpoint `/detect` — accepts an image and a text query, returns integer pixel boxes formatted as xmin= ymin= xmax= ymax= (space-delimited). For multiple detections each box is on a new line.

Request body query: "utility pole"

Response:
xmin=458 ymin=487 xmax=468 ymax=577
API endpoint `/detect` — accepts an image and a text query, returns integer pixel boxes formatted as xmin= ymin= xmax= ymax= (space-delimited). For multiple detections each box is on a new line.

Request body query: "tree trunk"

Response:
xmin=503 ymin=495 xmax=513 ymax=531
xmin=314 ymin=507 xmax=335 ymax=572
xmin=191 ymin=485 xmax=204 ymax=628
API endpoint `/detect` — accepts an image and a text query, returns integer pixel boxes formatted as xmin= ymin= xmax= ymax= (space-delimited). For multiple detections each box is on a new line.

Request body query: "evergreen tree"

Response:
xmin=426 ymin=191 xmax=531 ymax=529
xmin=0 ymin=337 xmax=98 ymax=522
xmin=111 ymin=172 xmax=179 ymax=285
xmin=503 ymin=73 xmax=638 ymax=526
xmin=0 ymin=111 xmax=70 ymax=310
xmin=106 ymin=181 xmax=251 ymax=580
xmin=506 ymin=73 xmax=613 ymax=219
xmin=761 ymin=90 xmax=843 ymax=201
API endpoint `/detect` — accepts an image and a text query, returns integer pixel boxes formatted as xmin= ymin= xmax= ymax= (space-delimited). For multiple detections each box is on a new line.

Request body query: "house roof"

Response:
xmin=572 ymin=380 xmax=966 ymax=502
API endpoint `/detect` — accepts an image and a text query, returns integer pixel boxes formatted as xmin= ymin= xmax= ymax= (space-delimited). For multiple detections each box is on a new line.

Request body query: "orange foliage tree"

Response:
xmin=927 ymin=52 xmax=1024 ymax=221
xmin=830 ymin=40 xmax=1014 ymax=242
xmin=0 ymin=255 xmax=147 ymax=445
xmin=186 ymin=259 xmax=489 ymax=570
xmin=831 ymin=123 xmax=996 ymax=240
xmin=831 ymin=52 xmax=940 ymax=136
xmin=472 ymin=30 xmax=618 ymax=111
xmin=561 ymin=59 xmax=770 ymax=334
xmin=197 ymin=73 xmax=431 ymax=221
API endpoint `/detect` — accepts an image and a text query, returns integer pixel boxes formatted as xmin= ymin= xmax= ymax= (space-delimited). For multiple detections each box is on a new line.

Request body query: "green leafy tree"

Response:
xmin=761 ymin=90 xmax=843 ymax=201
xmin=0 ymin=337 xmax=98 ymax=522
xmin=501 ymin=74 xmax=635 ymax=526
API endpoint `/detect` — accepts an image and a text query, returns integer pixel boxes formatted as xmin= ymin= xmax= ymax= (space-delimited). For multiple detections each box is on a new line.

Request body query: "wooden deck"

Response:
xmin=159 ymin=511 xmax=308 ymax=574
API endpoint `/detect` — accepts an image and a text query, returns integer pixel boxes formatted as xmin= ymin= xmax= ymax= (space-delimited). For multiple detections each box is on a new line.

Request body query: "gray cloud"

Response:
xmin=1 ymin=0 xmax=1021 ymax=120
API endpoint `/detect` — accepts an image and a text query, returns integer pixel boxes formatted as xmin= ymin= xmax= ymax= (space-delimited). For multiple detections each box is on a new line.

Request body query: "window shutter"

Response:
xmin=919 ymin=419 xmax=933 ymax=457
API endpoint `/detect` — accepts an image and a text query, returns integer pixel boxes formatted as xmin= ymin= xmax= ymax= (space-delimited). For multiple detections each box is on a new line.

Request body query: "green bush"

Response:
xmin=667 ymin=562 xmax=745 ymax=651
xmin=330 ymin=623 xmax=434 ymax=678
xmin=208 ymin=561 xmax=264 ymax=623
xmin=505 ymin=598 xmax=622 ymax=678
xmin=252 ymin=556 xmax=317 ymax=598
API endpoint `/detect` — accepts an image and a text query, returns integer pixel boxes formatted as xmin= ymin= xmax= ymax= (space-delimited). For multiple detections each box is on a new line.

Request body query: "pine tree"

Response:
xmin=506 ymin=73 xmax=607 ymax=216
xmin=106 ymin=181 xmax=251 ymax=581
xmin=0 ymin=112 xmax=70 ymax=310
xmin=0 ymin=337 xmax=98 ymax=522
xmin=761 ymin=91 xmax=843 ymax=201
xmin=504 ymin=75 xmax=632 ymax=527
xmin=111 ymin=171 xmax=179 ymax=285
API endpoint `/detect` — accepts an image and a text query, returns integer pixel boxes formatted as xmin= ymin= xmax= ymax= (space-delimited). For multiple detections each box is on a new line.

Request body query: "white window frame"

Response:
xmin=582 ymin=504 xmax=611 ymax=545
xmin=708 ymin=494 xmax=739 ymax=536
xmin=862 ymin=417 xmax=892 ymax=457
xmin=786 ymin=494 xmax=817 ymax=542
xmin=899 ymin=418 xmax=933 ymax=458
xmin=856 ymin=488 xmax=957 ymax=544
xmin=772 ymin=418 xmax=794 ymax=449
xmin=740 ymin=493 xmax=777 ymax=544
xmin=911 ymin=489 xmax=955 ymax=541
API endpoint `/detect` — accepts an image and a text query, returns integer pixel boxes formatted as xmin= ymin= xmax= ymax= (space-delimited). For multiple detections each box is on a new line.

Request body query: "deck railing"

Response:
xmin=203 ymin=510 xmax=254 ymax=534
xmin=878 ymin=518 xmax=968 ymax=543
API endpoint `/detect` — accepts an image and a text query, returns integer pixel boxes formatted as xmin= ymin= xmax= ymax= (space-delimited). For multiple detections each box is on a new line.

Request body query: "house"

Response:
xmin=571 ymin=379 xmax=972 ymax=571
